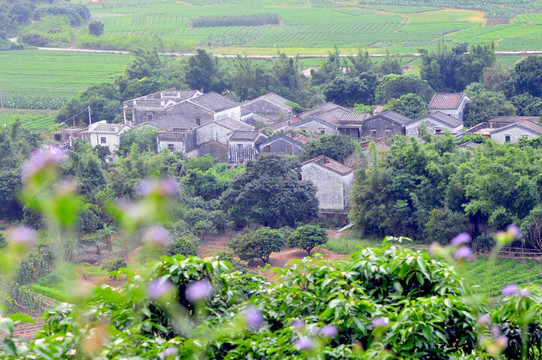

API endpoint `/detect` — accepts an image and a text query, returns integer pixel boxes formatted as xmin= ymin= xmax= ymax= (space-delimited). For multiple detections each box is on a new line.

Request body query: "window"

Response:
xmin=264 ymin=145 xmax=271 ymax=153
xmin=196 ymin=118 xmax=201 ymax=126
xmin=385 ymin=130 xmax=392 ymax=136
xmin=287 ymin=145 xmax=293 ymax=155
xmin=521 ymin=135 xmax=528 ymax=139
xmin=54 ymin=134 xmax=62 ymax=141
xmin=371 ymin=130 xmax=377 ymax=137
xmin=168 ymin=144 xmax=174 ymax=151
xmin=435 ymin=128 xmax=442 ymax=134
xmin=100 ymin=137 xmax=106 ymax=144
xmin=319 ymin=128 xmax=325 ymax=134
xmin=237 ymin=144 xmax=244 ymax=151
xmin=505 ymin=135 xmax=511 ymax=143
xmin=300 ymin=127 xmax=307 ymax=133
xmin=147 ymin=113 xmax=153 ymax=122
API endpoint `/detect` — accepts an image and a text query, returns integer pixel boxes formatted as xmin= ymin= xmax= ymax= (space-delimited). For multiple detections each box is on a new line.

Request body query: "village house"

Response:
xmin=428 ymin=93 xmax=470 ymax=121
xmin=292 ymin=117 xmax=337 ymax=136
xmin=242 ymin=92 xmax=294 ymax=125
xmin=82 ymin=120 xmax=130 ymax=161
xmin=52 ymin=127 xmax=87 ymax=148
xmin=406 ymin=111 xmax=464 ymax=136
xmin=258 ymin=134 xmax=304 ymax=156
xmin=490 ymin=119 xmax=542 ymax=144
xmin=361 ymin=110 xmax=413 ymax=139
xmin=300 ymin=155 xmax=354 ymax=211
xmin=227 ymin=130 xmax=268 ymax=164
xmin=336 ymin=113 xmax=372 ymax=139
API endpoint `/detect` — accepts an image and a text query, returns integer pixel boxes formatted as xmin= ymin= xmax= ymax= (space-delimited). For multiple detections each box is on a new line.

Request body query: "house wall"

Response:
xmin=405 ymin=119 xmax=459 ymax=136
xmin=157 ymin=140 xmax=185 ymax=153
xmin=259 ymin=138 xmax=302 ymax=155
xmin=293 ymin=120 xmax=336 ymax=135
xmin=338 ymin=127 xmax=362 ymax=139
xmin=361 ymin=117 xmax=404 ymax=139
xmin=196 ymin=123 xmax=231 ymax=146
xmin=89 ymin=132 xmax=121 ymax=153
xmin=133 ymin=108 xmax=167 ymax=126
xmin=167 ymin=102 xmax=214 ymax=124
xmin=301 ymin=163 xmax=352 ymax=210
xmin=214 ymin=106 xmax=241 ymax=122
xmin=491 ymin=127 xmax=539 ymax=144
xmin=227 ymin=140 xmax=258 ymax=163
xmin=437 ymin=97 xmax=469 ymax=121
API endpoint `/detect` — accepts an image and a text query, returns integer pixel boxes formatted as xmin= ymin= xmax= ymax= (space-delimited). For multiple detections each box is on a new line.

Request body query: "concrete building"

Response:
xmin=490 ymin=120 xmax=542 ymax=144
xmin=406 ymin=111 xmax=463 ymax=136
xmin=428 ymin=93 xmax=470 ymax=121
xmin=83 ymin=120 xmax=130 ymax=161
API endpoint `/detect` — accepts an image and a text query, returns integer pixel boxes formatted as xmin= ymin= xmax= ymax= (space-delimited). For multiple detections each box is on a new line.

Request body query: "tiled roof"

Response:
xmin=302 ymin=155 xmax=353 ymax=176
xmin=293 ymin=117 xmax=337 ymax=129
xmin=259 ymin=134 xmax=303 ymax=148
xmin=488 ymin=116 xmax=540 ymax=124
xmin=229 ymin=130 xmax=262 ymax=141
xmin=299 ymin=102 xmax=351 ymax=120
xmin=144 ymin=114 xmax=198 ymax=130
xmin=157 ymin=131 xmax=187 ymax=141
xmin=428 ymin=93 xmax=467 ymax=110
xmin=376 ymin=110 xmax=414 ymax=126
xmin=338 ymin=113 xmax=371 ymax=124
xmin=189 ymin=92 xmax=239 ymax=112
xmin=90 ymin=123 xmax=126 ymax=134
xmin=492 ymin=119 xmax=542 ymax=135
xmin=214 ymin=117 xmax=254 ymax=131
xmin=417 ymin=111 xmax=463 ymax=128
xmin=265 ymin=118 xmax=298 ymax=131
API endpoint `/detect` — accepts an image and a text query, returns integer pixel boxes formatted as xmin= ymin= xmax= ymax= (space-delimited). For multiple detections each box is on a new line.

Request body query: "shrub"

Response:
xmin=88 ymin=20 xmax=104 ymax=36
xmin=20 ymin=32 xmax=51 ymax=46
xmin=167 ymin=237 xmax=197 ymax=257
xmin=472 ymin=232 xmax=496 ymax=252
xmin=288 ymin=224 xmax=328 ymax=254
xmin=229 ymin=227 xmax=284 ymax=263
xmin=101 ymin=258 xmax=127 ymax=272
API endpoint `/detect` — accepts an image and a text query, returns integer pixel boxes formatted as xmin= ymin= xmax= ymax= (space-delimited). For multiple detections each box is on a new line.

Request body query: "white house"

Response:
xmin=84 ymin=120 xmax=130 ymax=160
xmin=300 ymin=155 xmax=354 ymax=211
xmin=406 ymin=111 xmax=463 ymax=136
xmin=227 ymin=130 xmax=268 ymax=163
xmin=490 ymin=120 xmax=542 ymax=144
xmin=292 ymin=117 xmax=337 ymax=136
xmin=428 ymin=93 xmax=470 ymax=121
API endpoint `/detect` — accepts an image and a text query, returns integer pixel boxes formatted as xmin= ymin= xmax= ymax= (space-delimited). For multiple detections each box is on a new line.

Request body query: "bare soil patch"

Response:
xmin=484 ymin=18 xmax=510 ymax=26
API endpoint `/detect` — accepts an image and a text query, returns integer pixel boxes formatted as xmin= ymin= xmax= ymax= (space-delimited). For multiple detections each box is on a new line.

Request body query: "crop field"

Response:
xmin=0 ymin=50 xmax=129 ymax=99
xmin=0 ymin=108 xmax=58 ymax=132
xmin=80 ymin=0 xmax=542 ymax=54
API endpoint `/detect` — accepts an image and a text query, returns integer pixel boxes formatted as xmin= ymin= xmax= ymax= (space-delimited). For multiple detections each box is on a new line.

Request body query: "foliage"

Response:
xmin=185 ymin=49 xmax=226 ymax=93
xmin=101 ymin=257 xmax=127 ymax=272
xmin=299 ymin=134 xmax=357 ymax=163
xmin=88 ymin=20 xmax=104 ymax=37
xmin=287 ymin=224 xmax=328 ymax=255
xmin=323 ymin=75 xmax=376 ymax=107
xmin=514 ymin=55 xmax=542 ymax=98
xmin=184 ymin=156 xmax=244 ymax=200
xmin=229 ymin=227 xmax=284 ymax=263
xmin=375 ymin=73 xmax=434 ymax=104
xmin=384 ymin=93 xmax=429 ymax=119
xmin=118 ymin=128 xmax=158 ymax=156
xmin=191 ymin=13 xmax=280 ymax=27
xmin=167 ymin=237 xmax=197 ymax=257
xmin=464 ymin=82 xmax=516 ymax=127
xmin=221 ymin=154 xmax=319 ymax=228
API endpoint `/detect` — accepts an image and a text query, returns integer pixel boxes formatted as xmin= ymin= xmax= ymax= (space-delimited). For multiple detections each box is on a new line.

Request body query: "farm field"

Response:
xmin=0 ymin=108 xmax=58 ymax=133
xmin=74 ymin=0 xmax=542 ymax=55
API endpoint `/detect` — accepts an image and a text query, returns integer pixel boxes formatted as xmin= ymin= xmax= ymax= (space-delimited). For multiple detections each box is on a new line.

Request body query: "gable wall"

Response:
xmin=301 ymin=163 xmax=351 ymax=210
xmin=361 ymin=117 xmax=404 ymax=139
xmin=491 ymin=126 xmax=540 ymax=144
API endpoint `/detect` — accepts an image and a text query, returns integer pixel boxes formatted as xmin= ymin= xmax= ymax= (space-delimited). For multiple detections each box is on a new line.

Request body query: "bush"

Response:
xmin=167 ymin=237 xmax=197 ymax=257
xmin=229 ymin=227 xmax=284 ymax=263
xmin=472 ymin=233 xmax=496 ymax=252
xmin=288 ymin=224 xmax=328 ymax=255
xmin=101 ymin=258 xmax=127 ymax=272
xmin=0 ymin=233 xmax=5 ymax=248
xmin=88 ymin=20 xmax=104 ymax=36
xmin=20 ymin=32 xmax=51 ymax=46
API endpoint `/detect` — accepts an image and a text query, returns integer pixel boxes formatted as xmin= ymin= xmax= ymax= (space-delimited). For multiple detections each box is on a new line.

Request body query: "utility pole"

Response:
xmin=88 ymin=106 xmax=92 ymax=125
xmin=0 ymin=89 xmax=3 ymax=109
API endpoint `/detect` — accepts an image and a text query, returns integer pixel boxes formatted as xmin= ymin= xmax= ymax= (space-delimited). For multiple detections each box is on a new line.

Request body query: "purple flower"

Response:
xmin=162 ymin=346 xmax=178 ymax=357
xmin=519 ymin=288 xmax=532 ymax=298
xmin=243 ymin=306 xmax=263 ymax=329
xmin=451 ymin=233 xmax=472 ymax=246
xmin=138 ymin=178 xmax=179 ymax=198
xmin=507 ymin=225 xmax=521 ymax=240
xmin=147 ymin=279 xmax=174 ymax=300
xmin=292 ymin=319 xmax=305 ymax=330
xmin=477 ymin=314 xmax=491 ymax=327
xmin=295 ymin=337 xmax=314 ymax=351
xmin=454 ymin=246 xmax=472 ymax=260
xmin=321 ymin=325 xmax=338 ymax=338
xmin=502 ymin=284 xmax=518 ymax=296
xmin=23 ymin=147 xmax=64 ymax=179
xmin=185 ymin=280 xmax=213 ymax=302
xmin=7 ymin=226 xmax=38 ymax=247
xmin=142 ymin=226 xmax=172 ymax=247
xmin=372 ymin=317 xmax=389 ymax=328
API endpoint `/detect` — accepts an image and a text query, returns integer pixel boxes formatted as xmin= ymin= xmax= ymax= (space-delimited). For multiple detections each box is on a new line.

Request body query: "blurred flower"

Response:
xmin=292 ymin=319 xmax=305 ymax=330
xmin=23 ymin=147 xmax=65 ymax=179
xmin=185 ymin=280 xmax=213 ymax=303
xmin=243 ymin=306 xmax=263 ymax=329
xmin=138 ymin=178 xmax=179 ymax=198
xmin=454 ymin=246 xmax=472 ymax=260
xmin=7 ymin=226 xmax=38 ymax=247
xmin=451 ymin=233 xmax=471 ymax=246
xmin=477 ymin=314 xmax=491 ymax=327
xmin=321 ymin=325 xmax=338 ymax=338
xmin=372 ymin=317 xmax=389 ymax=328
xmin=147 ymin=279 xmax=174 ymax=300
xmin=142 ymin=226 xmax=172 ymax=247
xmin=295 ymin=337 xmax=314 ymax=351
xmin=162 ymin=346 xmax=178 ymax=357
xmin=518 ymin=288 xmax=531 ymax=298
xmin=506 ymin=225 xmax=521 ymax=240
xmin=502 ymin=284 xmax=518 ymax=296
xmin=311 ymin=326 xmax=320 ymax=335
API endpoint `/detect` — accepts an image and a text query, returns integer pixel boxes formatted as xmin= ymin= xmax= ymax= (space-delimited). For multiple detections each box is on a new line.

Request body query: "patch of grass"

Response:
xmin=31 ymin=284 xmax=68 ymax=302
xmin=321 ymin=233 xmax=382 ymax=255
xmin=0 ymin=108 xmax=59 ymax=133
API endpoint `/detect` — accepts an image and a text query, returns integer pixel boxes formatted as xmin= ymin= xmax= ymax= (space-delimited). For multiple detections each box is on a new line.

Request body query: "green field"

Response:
xmin=0 ymin=50 xmax=129 ymax=98
xmin=0 ymin=108 xmax=58 ymax=132
xmin=72 ymin=0 xmax=542 ymax=55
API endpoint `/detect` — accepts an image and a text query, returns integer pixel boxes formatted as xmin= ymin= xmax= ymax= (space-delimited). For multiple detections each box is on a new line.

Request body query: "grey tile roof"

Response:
xmin=375 ymin=110 xmax=414 ymax=126
xmin=188 ymin=92 xmax=239 ymax=112
xmin=229 ymin=130 xmax=262 ymax=141
xmin=215 ymin=117 xmax=255 ymax=131
xmin=417 ymin=111 xmax=463 ymax=128
xmin=259 ymin=134 xmax=303 ymax=148
xmin=492 ymin=119 xmax=542 ymax=135
xmin=302 ymin=155 xmax=353 ymax=176
xmin=90 ymin=123 xmax=126 ymax=134
xmin=265 ymin=118 xmax=298 ymax=132
xmin=338 ymin=113 xmax=371 ymax=124
xmin=157 ymin=131 xmax=187 ymax=141
xmin=488 ymin=116 xmax=540 ymax=124
xmin=144 ymin=114 xmax=198 ymax=131
xmin=293 ymin=117 xmax=337 ymax=129
xmin=300 ymin=102 xmax=351 ymax=120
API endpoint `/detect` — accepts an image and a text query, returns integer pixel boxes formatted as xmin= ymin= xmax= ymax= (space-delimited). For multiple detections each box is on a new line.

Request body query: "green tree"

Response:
xmin=514 ymin=55 xmax=542 ymax=98
xmin=229 ymin=227 xmax=284 ymax=263
xmin=167 ymin=236 xmax=198 ymax=256
xmin=384 ymin=93 xmax=428 ymax=119
xmin=323 ymin=75 xmax=374 ymax=107
xmin=375 ymin=74 xmax=434 ymax=104
xmin=88 ymin=20 xmax=104 ymax=36
xmin=117 ymin=128 xmax=158 ymax=156
xmin=463 ymin=83 xmax=516 ymax=127
xmin=299 ymin=134 xmax=357 ymax=163
xmin=221 ymin=154 xmax=319 ymax=228
xmin=288 ymin=224 xmax=328 ymax=255
xmin=185 ymin=49 xmax=225 ymax=92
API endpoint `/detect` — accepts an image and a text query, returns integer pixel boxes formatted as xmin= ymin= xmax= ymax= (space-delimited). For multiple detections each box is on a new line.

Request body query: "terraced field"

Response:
xmin=0 ymin=108 xmax=58 ymax=133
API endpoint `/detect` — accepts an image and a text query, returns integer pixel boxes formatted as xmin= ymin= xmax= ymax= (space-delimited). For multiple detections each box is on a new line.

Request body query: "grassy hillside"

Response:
xmin=0 ymin=108 xmax=58 ymax=133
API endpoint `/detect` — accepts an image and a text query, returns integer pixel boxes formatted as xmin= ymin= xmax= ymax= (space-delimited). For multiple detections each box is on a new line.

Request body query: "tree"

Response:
xmin=299 ymin=134 xmax=357 ymax=163
xmin=167 ymin=236 xmax=197 ymax=256
xmin=221 ymin=154 xmax=319 ymax=228
xmin=229 ymin=227 xmax=284 ymax=263
xmin=375 ymin=74 xmax=434 ymax=104
xmin=288 ymin=224 xmax=328 ymax=255
xmin=323 ymin=75 xmax=374 ymax=107
xmin=185 ymin=49 xmax=225 ymax=92
xmin=384 ymin=93 xmax=428 ymax=119
xmin=117 ymin=128 xmax=158 ymax=156
xmin=463 ymin=83 xmax=516 ymax=127
xmin=88 ymin=20 xmax=104 ymax=36
xmin=514 ymin=55 xmax=542 ymax=98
